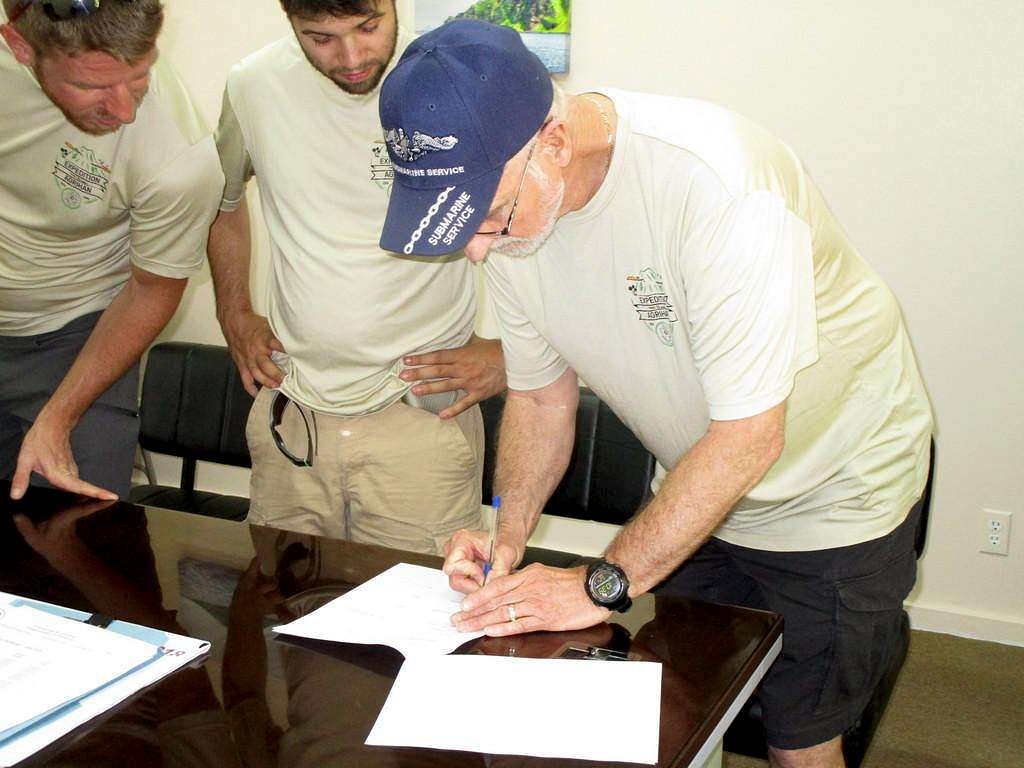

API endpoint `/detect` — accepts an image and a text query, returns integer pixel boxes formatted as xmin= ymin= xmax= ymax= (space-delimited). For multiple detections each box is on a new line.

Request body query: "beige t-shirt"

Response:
xmin=0 ymin=14 xmax=223 ymax=336
xmin=486 ymin=89 xmax=933 ymax=551
xmin=216 ymin=32 xmax=477 ymax=416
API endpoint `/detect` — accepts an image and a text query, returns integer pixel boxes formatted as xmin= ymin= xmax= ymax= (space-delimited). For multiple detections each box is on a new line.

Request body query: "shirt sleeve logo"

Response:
xmin=384 ymin=127 xmax=459 ymax=163
xmin=53 ymin=142 xmax=111 ymax=210
xmin=626 ymin=267 xmax=678 ymax=347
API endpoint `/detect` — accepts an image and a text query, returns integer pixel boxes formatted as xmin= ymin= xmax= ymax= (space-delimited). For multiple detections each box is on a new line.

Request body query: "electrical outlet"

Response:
xmin=980 ymin=510 xmax=1012 ymax=556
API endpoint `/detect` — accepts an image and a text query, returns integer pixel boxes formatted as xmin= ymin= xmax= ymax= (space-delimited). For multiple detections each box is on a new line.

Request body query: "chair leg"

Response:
xmin=140 ymin=448 xmax=157 ymax=485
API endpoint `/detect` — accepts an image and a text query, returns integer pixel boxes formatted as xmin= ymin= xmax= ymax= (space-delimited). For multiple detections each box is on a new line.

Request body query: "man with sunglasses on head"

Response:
xmin=0 ymin=0 xmax=222 ymax=501
xmin=379 ymin=21 xmax=933 ymax=768
xmin=208 ymin=0 xmax=504 ymax=555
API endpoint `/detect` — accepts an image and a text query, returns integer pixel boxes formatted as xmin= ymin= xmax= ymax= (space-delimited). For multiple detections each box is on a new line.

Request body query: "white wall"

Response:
xmin=154 ymin=0 xmax=1024 ymax=642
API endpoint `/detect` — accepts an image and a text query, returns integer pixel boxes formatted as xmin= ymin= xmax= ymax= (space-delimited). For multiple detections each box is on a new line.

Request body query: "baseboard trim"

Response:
xmin=905 ymin=604 xmax=1024 ymax=647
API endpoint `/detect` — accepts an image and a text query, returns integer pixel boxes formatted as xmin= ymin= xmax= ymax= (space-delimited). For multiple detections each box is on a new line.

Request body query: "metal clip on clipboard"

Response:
xmin=561 ymin=644 xmax=633 ymax=661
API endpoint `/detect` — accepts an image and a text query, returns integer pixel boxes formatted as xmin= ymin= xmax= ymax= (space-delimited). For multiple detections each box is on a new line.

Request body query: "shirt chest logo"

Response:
xmin=370 ymin=140 xmax=394 ymax=193
xmin=53 ymin=142 xmax=110 ymax=210
xmin=626 ymin=267 xmax=678 ymax=347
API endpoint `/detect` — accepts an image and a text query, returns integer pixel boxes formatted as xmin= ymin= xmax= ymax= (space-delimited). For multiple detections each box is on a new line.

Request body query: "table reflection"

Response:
xmin=0 ymin=484 xmax=236 ymax=767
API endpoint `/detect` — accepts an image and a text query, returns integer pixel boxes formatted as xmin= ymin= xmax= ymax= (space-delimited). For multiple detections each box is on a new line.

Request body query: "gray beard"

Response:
xmin=490 ymin=178 xmax=565 ymax=258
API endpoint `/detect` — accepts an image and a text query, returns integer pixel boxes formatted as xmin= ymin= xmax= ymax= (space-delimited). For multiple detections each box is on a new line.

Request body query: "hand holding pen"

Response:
xmin=442 ymin=495 xmax=519 ymax=594
xmin=483 ymin=495 xmax=501 ymax=584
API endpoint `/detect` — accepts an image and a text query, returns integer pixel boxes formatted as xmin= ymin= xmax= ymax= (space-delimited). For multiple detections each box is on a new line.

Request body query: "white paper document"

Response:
xmin=273 ymin=563 xmax=483 ymax=657
xmin=366 ymin=655 xmax=663 ymax=764
xmin=0 ymin=593 xmax=210 ymax=768
xmin=0 ymin=604 xmax=158 ymax=735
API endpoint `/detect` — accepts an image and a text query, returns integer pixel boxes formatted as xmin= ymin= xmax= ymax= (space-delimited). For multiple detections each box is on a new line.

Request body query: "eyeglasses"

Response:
xmin=10 ymin=1 xmax=104 ymax=23
xmin=269 ymin=391 xmax=318 ymax=468
xmin=476 ymin=120 xmax=551 ymax=238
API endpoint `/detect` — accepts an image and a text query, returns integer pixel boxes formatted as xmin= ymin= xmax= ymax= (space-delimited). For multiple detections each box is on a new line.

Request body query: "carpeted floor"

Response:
xmin=724 ymin=630 xmax=1024 ymax=768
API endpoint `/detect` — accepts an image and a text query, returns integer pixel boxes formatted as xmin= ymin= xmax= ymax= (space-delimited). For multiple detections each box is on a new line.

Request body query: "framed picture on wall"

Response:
xmin=415 ymin=0 xmax=571 ymax=73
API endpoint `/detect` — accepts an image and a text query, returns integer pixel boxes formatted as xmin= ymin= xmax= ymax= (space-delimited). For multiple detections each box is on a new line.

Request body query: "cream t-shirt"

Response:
xmin=0 ymin=12 xmax=222 ymax=336
xmin=485 ymin=89 xmax=933 ymax=551
xmin=216 ymin=32 xmax=477 ymax=415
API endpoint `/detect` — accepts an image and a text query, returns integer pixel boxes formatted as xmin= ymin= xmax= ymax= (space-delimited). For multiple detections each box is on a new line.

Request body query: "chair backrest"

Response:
xmin=480 ymin=389 xmax=656 ymax=526
xmin=139 ymin=343 xmax=254 ymax=483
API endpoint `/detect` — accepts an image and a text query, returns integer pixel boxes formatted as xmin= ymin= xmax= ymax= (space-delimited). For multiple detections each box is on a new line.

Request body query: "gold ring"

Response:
xmin=507 ymin=603 xmax=517 ymax=623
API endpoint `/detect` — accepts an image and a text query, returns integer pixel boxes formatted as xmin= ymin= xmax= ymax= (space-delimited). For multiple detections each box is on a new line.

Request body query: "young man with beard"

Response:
xmin=379 ymin=21 xmax=933 ymax=768
xmin=208 ymin=0 xmax=505 ymax=555
xmin=0 ymin=0 xmax=223 ymax=501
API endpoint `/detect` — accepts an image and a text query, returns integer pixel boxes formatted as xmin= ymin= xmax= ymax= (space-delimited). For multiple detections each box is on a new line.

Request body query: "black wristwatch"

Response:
xmin=584 ymin=559 xmax=632 ymax=613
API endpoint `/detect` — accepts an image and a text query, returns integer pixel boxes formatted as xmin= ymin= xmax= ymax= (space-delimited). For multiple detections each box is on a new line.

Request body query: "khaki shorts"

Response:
xmin=245 ymin=386 xmax=484 ymax=556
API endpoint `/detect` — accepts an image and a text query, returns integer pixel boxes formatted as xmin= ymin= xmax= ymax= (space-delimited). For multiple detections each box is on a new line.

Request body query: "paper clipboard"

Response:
xmin=0 ymin=592 xmax=210 ymax=767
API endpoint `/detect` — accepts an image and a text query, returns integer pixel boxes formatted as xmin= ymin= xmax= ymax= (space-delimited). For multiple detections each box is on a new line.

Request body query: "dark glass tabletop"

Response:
xmin=0 ymin=483 xmax=781 ymax=768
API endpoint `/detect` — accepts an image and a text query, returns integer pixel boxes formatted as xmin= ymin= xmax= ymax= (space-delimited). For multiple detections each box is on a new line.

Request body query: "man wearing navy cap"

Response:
xmin=379 ymin=20 xmax=933 ymax=768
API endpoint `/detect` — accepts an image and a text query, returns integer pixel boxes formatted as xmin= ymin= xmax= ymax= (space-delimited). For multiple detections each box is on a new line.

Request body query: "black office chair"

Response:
xmin=129 ymin=342 xmax=253 ymax=520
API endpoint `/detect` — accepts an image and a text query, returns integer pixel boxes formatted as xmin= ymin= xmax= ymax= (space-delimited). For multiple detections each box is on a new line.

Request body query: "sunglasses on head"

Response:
xmin=10 ymin=0 xmax=104 ymax=23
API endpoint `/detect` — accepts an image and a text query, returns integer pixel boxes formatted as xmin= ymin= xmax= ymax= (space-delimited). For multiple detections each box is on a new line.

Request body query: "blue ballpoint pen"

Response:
xmin=483 ymin=495 xmax=501 ymax=583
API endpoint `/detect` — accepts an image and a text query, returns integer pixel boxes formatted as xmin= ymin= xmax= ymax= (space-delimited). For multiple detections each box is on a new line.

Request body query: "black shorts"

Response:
xmin=657 ymin=497 xmax=923 ymax=750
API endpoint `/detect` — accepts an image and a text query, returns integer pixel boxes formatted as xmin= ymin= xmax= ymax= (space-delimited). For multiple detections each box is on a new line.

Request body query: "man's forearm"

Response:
xmin=494 ymin=370 xmax=579 ymax=558
xmin=39 ymin=267 xmax=186 ymax=431
xmin=207 ymin=200 xmax=254 ymax=324
xmin=605 ymin=402 xmax=787 ymax=595
xmin=207 ymin=199 xmax=286 ymax=395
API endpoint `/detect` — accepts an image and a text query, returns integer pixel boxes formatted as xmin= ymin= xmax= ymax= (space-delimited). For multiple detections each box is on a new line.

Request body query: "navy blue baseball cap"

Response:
xmin=378 ymin=20 xmax=553 ymax=257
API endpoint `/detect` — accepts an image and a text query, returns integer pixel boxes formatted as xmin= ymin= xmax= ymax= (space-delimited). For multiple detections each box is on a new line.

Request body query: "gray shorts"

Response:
xmin=0 ymin=311 xmax=139 ymax=499
xmin=657 ymin=495 xmax=924 ymax=750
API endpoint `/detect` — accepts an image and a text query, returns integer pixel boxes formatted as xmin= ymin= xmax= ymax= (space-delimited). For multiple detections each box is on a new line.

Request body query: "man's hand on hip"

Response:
xmin=401 ymin=334 xmax=506 ymax=419
xmin=10 ymin=410 xmax=117 ymax=501
xmin=220 ymin=309 xmax=286 ymax=396
xmin=451 ymin=563 xmax=611 ymax=637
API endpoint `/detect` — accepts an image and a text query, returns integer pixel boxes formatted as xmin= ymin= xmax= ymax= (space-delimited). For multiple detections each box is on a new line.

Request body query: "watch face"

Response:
xmin=589 ymin=565 xmax=624 ymax=603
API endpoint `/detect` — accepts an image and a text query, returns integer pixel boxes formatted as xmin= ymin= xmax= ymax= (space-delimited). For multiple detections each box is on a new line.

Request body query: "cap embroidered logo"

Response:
xmin=384 ymin=128 xmax=460 ymax=163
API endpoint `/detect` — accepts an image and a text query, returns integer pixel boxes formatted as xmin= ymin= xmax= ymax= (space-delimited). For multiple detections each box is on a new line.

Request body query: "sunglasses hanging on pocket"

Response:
xmin=269 ymin=390 xmax=317 ymax=468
